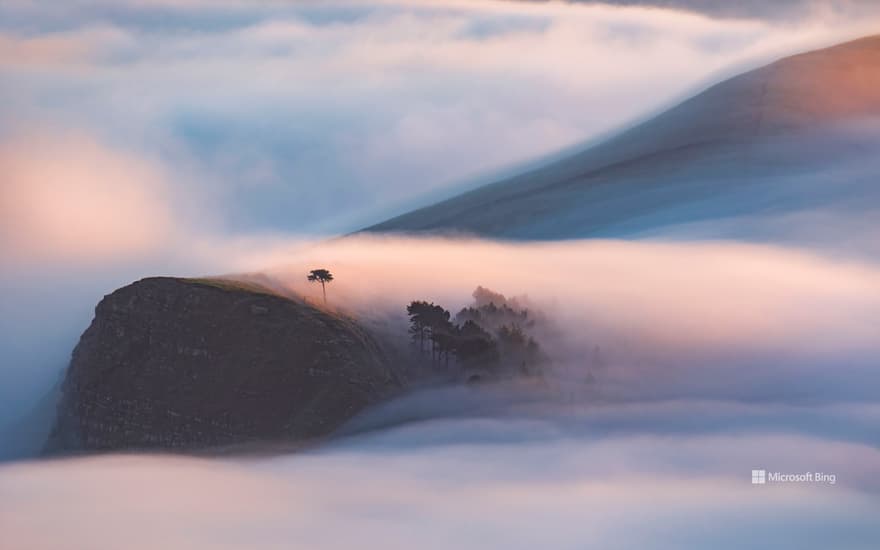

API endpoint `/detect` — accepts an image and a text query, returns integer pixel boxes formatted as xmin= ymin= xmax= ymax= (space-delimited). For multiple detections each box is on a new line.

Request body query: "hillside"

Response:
xmin=364 ymin=35 xmax=880 ymax=243
xmin=45 ymin=277 xmax=402 ymax=453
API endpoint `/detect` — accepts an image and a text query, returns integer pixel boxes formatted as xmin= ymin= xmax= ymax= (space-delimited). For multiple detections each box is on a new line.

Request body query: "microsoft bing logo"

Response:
xmin=752 ymin=470 xmax=767 ymax=484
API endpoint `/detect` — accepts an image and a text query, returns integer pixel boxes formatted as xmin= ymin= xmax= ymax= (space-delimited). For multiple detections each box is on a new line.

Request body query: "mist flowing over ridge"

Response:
xmin=365 ymin=35 xmax=880 ymax=250
xmin=4 ymin=235 xmax=880 ymax=549
xmin=2 ymin=5 xmax=880 ymax=546
xmin=510 ymin=0 xmax=880 ymax=22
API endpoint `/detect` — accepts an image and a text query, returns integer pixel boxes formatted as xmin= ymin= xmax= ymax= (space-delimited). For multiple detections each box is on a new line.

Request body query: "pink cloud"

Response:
xmin=0 ymin=131 xmax=176 ymax=265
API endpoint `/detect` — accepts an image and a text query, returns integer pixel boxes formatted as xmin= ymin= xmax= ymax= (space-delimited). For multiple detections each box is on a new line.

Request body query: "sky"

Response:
xmin=520 ymin=0 xmax=880 ymax=21
xmin=3 ymin=0 xmax=880 ymax=247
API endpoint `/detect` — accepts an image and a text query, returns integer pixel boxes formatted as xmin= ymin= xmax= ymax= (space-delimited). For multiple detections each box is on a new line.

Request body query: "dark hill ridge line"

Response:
xmin=181 ymin=276 xmax=287 ymax=298
xmin=45 ymin=277 xmax=402 ymax=454
xmin=363 ymin=35 xmax=880 ymax=239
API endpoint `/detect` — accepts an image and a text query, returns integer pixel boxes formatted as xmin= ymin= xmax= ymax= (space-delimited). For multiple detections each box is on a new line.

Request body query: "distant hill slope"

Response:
xmin=46 ymin=277 xmax=402 ymax=454
xmin=364 ymin=35 xmax=880 ymax=244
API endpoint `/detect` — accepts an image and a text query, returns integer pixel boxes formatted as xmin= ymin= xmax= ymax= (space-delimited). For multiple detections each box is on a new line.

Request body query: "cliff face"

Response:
xmin=46 ymin=277 xmax=401 ymax=453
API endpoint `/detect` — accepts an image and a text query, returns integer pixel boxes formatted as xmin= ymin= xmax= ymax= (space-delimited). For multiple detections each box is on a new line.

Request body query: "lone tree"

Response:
xmin=307 ymin=268 xmax=334 ymax=304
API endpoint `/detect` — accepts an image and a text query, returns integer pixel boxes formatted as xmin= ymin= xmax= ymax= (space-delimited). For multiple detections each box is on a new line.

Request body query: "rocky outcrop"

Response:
xmin=45 ymin=277 xmax=401 ymax=453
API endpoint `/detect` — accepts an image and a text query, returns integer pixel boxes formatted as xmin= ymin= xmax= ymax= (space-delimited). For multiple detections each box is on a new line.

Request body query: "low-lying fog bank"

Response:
xmin=2 ymin=394 xmax=878 ymax=549
xmin=3 ymin=236 xmax=879 ymax=453
xmin=1 ymin=235 xmax=878 ymax=547
xmin=262 ymin=236 xmax=880 ymax=404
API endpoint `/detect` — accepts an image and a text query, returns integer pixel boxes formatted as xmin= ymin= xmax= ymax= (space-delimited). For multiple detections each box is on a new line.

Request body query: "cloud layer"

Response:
xmin=514 ymin=0 xmax=880 ymax=21
xmin=2 ymin=1 xmax=879 ymax=236
xmin=250 ymin=236 xmax=880 ymax=404
xmin=1 ymin=5 xmax=879 ymax=545
xmin=2 ymin=398 xmax=879 ymax=549
xmin=0 ymin=131 xmax=178 ymax=264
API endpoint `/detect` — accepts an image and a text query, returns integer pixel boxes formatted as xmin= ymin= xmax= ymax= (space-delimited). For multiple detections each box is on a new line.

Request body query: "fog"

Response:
xmin=2 ymin=400 xmax=879 ymax=548
xmin=253 ymin=236 xmax=880 ymax=402
xmin=3 ymin=235 xmax=878 ymax=547
xmin=518 ymin=0 xmax=880 ymax=21
xmin=3 ymin=0 xmax=879 ymax=233
xmin=1 ymin=1 xmax=879 ymax=547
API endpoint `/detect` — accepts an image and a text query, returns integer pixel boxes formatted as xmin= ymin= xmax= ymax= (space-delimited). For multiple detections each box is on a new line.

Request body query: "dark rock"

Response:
xmin=45 ymin=277 xmax=401 ymax=454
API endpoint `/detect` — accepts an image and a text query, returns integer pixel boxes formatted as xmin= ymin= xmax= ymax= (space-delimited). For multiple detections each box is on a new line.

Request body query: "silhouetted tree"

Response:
xmin=405 ymin=288 xmax=546 ymax=377
xmin=472 ymin=286 xmax=506 ymax=308
xmin=497 ymin=324 xmax=527 ymax=348
xmin=497 ymin=324 xmax=542 ymax=375
xmin=407 ymin=301 xmax=433 ymax=353
xmin=424 ymin=304 xmax=452 ymax=363
xmin=431 ymin=314 xmax=457 ymax=368
xmin=455 ymin=306 xmax=483 ymax=326
xmin=456 ymin=300 xmax=533 ymax=334
xmin=307 ymin=268 xmax=334 ymax=304
xmin=407 ymin=301 xmax=457 ymax=365
xmin=455 ymin=320 xmax=499 ymax=367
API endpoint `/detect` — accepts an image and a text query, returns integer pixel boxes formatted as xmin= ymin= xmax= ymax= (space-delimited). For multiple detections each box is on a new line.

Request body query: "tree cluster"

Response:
xmin=406 ymin=301 xmax=497 ymax=367
xmin=406 ymin=287 xmax=544 ymax=376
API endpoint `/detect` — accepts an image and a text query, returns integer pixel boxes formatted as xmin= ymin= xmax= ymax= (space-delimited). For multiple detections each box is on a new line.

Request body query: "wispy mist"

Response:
xmin=1 ymin=2 xmax=879 ymax=546
xmin=249 ymin=236 xmax=880 ymax=403
xmin=2 ymin=397 xmax=879 ymax=549
xmin=2 ymin=1 xmax=878 ymax=234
